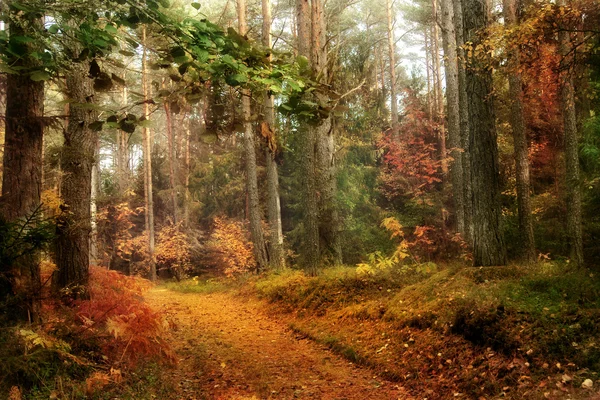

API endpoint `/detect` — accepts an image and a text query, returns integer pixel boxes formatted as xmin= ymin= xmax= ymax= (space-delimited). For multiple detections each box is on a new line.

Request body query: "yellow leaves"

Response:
xmin=380 ymin=217 xmax=404 ymax=239
xmin=206 ymin=217 xmax=255 ymax=277
xmin=18 ymin=329 xmax=71 ymax=353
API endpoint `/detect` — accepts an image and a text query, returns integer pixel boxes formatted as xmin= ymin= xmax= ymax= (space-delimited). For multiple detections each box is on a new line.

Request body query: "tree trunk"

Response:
xmin=312 ymin=0 xmax=341 ymax=265
xmin=90 ymin=142 xmax=99 ymax=265
xmin=432 ymin=0 xmax=448 ymax=179
xmin=142 ymin=27 xmax=156 ymax=281
xmin=0 ymin=17 xmax=44 ymax=322
xmin=386 ymin=0 xmax=399 ymax=138
xmin=116 ymin=83 xmax=129 ymax=196
xmin=424 ymin=30 xmax=433 ymax=121
xmin=440 ymin=0 xmax=465 ymax=236
xmin=503 ymin=0 xmax=536 ymax=263
xmin=262 ymin=0 xmax=285 ymax=269
xmin=54 ymin=57 xmax=97 ymax=294
xmin=163 ymin=80 xmax=178 ymax=224
xmin=463 ymin=0 xmax=507 ymax=266
xmin=453 ymin=0 xmax=473 ymax=245
xmin=557 ymin=0 xmax=584 ymax=267
xmin=296 ymin=0 xmax=320 ymax=275
xmin=238 ymin=0 xmax=269 ymax=271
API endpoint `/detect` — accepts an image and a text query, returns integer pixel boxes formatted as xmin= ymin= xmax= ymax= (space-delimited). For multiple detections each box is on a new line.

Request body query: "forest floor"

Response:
xmin=137 ymin=264 xmax=600 ymax=400
xmin=144 ymin=288 xmax=408 ymax=400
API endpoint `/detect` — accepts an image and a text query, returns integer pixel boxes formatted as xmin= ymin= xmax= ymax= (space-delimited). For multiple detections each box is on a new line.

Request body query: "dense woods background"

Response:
xmin=1 ymin=0 xmax=600 ymax=397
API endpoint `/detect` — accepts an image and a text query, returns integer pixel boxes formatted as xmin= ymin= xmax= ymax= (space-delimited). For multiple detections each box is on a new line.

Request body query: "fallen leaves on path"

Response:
xmin=145 ymin=288 xmax=409 ymax=399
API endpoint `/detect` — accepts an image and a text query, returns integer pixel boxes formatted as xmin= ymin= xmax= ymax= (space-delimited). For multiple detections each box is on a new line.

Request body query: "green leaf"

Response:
xmin=30 ymin=70 xmax=50 ymax=81
xmin=48 ymin=25 xmax=59 ymax=34
xmin=191 ymin=2 xmax=201 ymax=9
xmin=225 ymin=73 xmax=247 ymax=86
xmin=105 ymin=24 xmax=118 ymax=34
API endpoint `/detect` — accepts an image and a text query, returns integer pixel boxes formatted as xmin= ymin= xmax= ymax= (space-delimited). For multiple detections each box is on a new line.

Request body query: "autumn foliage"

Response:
xmin=378 ymin=90 xmax=442 ymax=201
xmin=155 ymin=224 xmax=192 ymax=280
xmin=74 ymin=266 xmax=173 ymax=366
xmin=204 ymin=216 xmax=255 ymax=277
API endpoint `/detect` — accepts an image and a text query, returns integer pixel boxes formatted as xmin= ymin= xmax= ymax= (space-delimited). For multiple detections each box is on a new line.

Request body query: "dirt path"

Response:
xmin=145 ymin=288 xmax=409 ymax=400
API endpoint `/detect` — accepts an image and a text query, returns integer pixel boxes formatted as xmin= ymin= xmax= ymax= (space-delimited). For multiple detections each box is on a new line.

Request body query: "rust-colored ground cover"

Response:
xmin=145 ymin=288 xmax=409 ymax=399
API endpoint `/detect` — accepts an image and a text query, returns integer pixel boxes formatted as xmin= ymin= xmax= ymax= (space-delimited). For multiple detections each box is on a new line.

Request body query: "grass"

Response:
xmin=251 ymin=261 xmax=600 ymax=399
xmin=160 ymin=276 xmax=238 ymax=294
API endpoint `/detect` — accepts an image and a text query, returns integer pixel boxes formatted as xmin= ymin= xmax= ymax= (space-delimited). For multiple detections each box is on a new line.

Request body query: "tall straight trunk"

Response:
xmin=312 ymin=0 xmax=341 ymax=264
xmin=557 ymin=0 xmax=583 ymax=267
xmin=54 ymin=57 xmax=97 ymax=293
xmin=463 ymin=0 xmax=507 ymax=266
xmin=184 ymin=119 xmax=192 ymax=228
xmin=0 ymin=17 xmax=44 ymax=322
xmin=386 ymin=0 xmax=399 ymax=138
xmin=116 ymin=83 xmax=129 ymax=196
xmin=163 ymin=80 xmax=177 ymax=224
xmin=297 ymin=0 xmax=319 ymax=274
xmin=453 ymin=0 xmax=473 ymax=244
xmin=432 ymin=0 xmax=448 ymax=178
xmin=440 ymin=0 xmax=465 ymax=235
xmin=141 ymin=27 xmax=156 ymax=281
xmin=90 ymin=142 xmax=99 ymax=265
xmin=262 ymin=0 xmax=285 ymax=269
xmin=238 ymin=0 xmax=269 ymax=271
xmin=503 ymin=0 xmax=536 ymax=263
xmin=424 ymin=30 xmax=433 ymax=121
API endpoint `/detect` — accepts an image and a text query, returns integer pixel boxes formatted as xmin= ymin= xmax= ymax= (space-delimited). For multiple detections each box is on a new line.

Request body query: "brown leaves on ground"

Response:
xmin=145 ymin=288 xmax=408 ymax=399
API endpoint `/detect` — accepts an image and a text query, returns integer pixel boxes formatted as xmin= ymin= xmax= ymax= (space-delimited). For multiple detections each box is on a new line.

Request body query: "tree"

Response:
xmin=386 ymin=0 xmax=399 ymax=139
xmin=141 ymin=26 xmax=156 ymax=281
xmin=453 ymin=0 xmax=473 ymax=244
xmin=440 ymin=0 xmax=465 ymax=236
xmin=462 ymin=0 xmax=507 ymax=266
xmin=262 ymin=0 xmax=285 ymax=269
xmin=238 ymin=0 xmax=269 ymax=271
xmin=53 ymin=47 xmax=97 ymax=294
xmin=502 ymin=0 xmax=536 ymax=263
xmin=557 ymin=0 xmax=584 ymax=267
xmin=296 ymin=0 xmax=320 ymax=274
xmin=0 ymin=7 xmax=44 ymax=321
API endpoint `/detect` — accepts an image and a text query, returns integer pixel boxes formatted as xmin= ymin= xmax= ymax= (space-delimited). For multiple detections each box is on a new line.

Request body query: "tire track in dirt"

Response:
xmin=145 ymin=288 xmax=409 ymax=400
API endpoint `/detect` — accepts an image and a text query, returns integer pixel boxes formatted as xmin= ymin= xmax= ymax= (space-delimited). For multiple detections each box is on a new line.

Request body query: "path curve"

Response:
xmin=145 ymin=288 xmax=408 ymax=400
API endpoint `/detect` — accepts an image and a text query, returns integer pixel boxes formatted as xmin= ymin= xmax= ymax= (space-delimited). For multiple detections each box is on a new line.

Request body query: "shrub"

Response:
xmin=74 ymin=266 xmax=174 ymax=367
xmin=155 ymin=224 xmax=192 ymax=280
xmin=204 ymin=217 xmax=255 ymax=277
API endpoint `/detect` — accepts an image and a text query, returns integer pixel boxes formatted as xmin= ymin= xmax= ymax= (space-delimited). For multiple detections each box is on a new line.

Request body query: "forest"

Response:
xmin=0 ymin=0 xmax=600 ymax=398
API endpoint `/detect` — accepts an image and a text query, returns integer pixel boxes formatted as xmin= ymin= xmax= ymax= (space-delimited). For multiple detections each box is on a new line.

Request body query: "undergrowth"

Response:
xmin=1 ymin=266 xmax=174 ymax=399
xmin=252 ymin=262 xmax=600 ymax=399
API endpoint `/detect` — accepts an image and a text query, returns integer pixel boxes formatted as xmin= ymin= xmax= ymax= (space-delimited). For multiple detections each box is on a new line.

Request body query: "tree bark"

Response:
xmin=296 ymin=0 xmax=320 ymax=275
xmin=503 ymin=0 xmax=536 ymax=263
xmin=312 ymin=0 xmax=341 ymax=265
xmin=238 ymin=0 xmax=269 ymax=271
xmin=432 ymin=0 xmax=448 ymax=178
xmin=163 ymin=80 xmax=178 ymax=224
xmin=440 ymin=0 xmax=465 ymax=236
xmin=557 ymin=0 xmax=584 ymax=267
xmin=116 ymin=82 xmax=129 ymax=196
xmin=141 ymin=27 xmax=156 ymax=281
xmin=54 ymin=57 xmax=97 ymax=294
xmin=262 ymin=0 xmax=285 ymax=269
xmin=463 ymin=0 xmax=507 ymax=266
xmin=386 ymin=0 xmax=399 ymax=139
xmin=453 ymin=0 xmax=473 ymax=244
xmin=0 ymin=16 xmax=44 ymax=322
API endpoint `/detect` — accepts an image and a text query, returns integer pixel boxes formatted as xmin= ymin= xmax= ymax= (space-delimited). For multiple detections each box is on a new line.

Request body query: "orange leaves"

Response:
xmin=155 ymin=224 xmax=192 ymax=280
xmin=74 ymin=266 xmax=174 ymax=367
xmin=378 ymin=90 xmax=442 ymax=201
xmin=204 ymin=217 xmax=255 ymax=277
